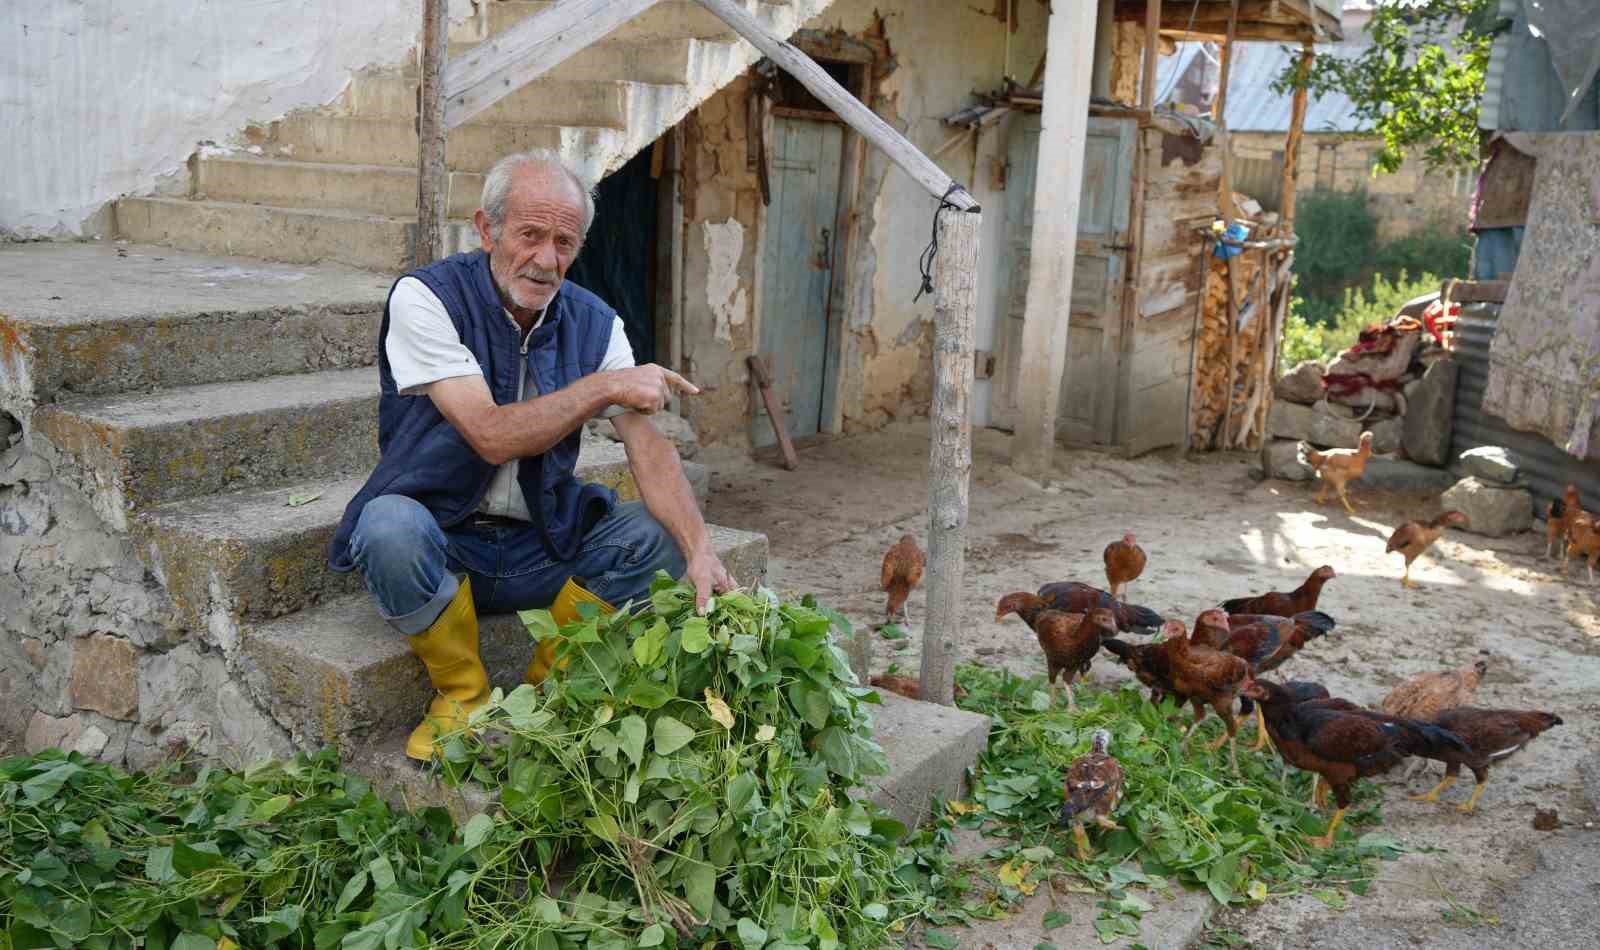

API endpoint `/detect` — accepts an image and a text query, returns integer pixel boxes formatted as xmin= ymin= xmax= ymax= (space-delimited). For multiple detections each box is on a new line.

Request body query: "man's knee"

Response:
xmin=634 ymin=510 xmax=687 ymax=578
xmin=350 ymin=495 xmax=438 ymax=567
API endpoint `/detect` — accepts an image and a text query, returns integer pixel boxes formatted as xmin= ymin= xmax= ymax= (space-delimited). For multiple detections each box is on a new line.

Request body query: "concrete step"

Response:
xmin=240 ymin=524 xmax=771 ymax=751
xmin=0 ymin=242 xmax=386 ymax=406
xmin=338 ymin=73 xmax=639 ymax=129
xmin=480 ymin=1 xmax=781 ymax=43
xmin=116 ymin=196 xmax=416 ymax=272
xmin=348 ymin=683 xmax=989 ymax=831
xmin=193 ymin=155 xmax=485 ymax=219
xmin=426 ymin=35 xmax=701 ymax=85
xmin=133 ymin=442 xmax=711 ymax=629
xmin=32 ymin=367 xmax=378 ymax=523
xmin=246 ymin=114 xmax=624 ymax=177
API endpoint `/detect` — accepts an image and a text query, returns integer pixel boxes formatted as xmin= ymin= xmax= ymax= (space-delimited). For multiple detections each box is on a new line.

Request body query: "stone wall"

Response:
xmin=0 ymin=431 xmax=293 ymax=768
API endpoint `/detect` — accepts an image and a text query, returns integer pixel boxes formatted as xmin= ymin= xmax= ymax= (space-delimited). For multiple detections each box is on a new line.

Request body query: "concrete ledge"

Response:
xmin=861 ymin=691 xmax=991 ymax=831
xmin=134 ymin=443 xmax=707 ymax=628
xmin=116 ymin=197 xmax=415 ymax=272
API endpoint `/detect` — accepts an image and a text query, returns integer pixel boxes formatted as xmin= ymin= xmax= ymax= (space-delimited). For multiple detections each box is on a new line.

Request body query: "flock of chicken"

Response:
xmin=874 ymin=522 xmax=1568 ymax=859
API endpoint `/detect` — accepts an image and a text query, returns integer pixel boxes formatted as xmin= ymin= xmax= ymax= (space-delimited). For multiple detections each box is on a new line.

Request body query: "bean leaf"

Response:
xmin=680 ymin=616 xmax=711 ymax=654
xmin=462 ymin=813 xmax=494 ymax=849
xmin=653 ymin=716 xmax=695 ymax=755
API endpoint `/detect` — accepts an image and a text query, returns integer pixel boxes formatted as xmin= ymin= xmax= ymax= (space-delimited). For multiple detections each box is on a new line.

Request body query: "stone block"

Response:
xmin=1461 ymin=445 xmax=1520 ymax=484
xmin=1262 ymin=439 xmax=1313 ymax=481
xmin=70 ymin=634 xmax=140 ymax=721
xmin=1274 ymin=361 xmax=1326 ymax=404
xmin=1369 ymin=416 xmax=1403 ymax=455
xmin=25 ymin=711 xmax=81 ymax=753
xmin=1268 ymin=400 xmax=1364 ymax=449
xmin=1442 ymin=476 xmax=1533 ymax=537
xmin=1354 ymin=457 xmax=1458 ymax=493
xmin=1403 ymin=358 xmax=1457 ymax=465
xmin=860 ymin=691 xmax=991 ymax=830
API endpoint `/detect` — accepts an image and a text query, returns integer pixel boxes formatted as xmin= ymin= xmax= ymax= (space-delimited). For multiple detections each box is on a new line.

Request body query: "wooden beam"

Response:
xmin=1164 ymin=23 xmax=1317 ymax=42
xmin=1140 ymin=0 xmax=1161 ymax=110
xmin=1214 ymin=1 xmax=1239 ymax=223
xmin=415 ymin=0 xmax=448 ymax=266
xmin=443 ymin=0 xmax=660 ymax=129
xmin=747 ymin=355 xmax=799 ymax=471
xmin=1012 ymin=0 xmax=1099 ymax=476
xmin=1279 ymin=41 xmax=1313 ymax=230
xmin=920 ymin=207 xmax=981 ymax=707
xmin=695 ymin=0 xmax=978 ymax=210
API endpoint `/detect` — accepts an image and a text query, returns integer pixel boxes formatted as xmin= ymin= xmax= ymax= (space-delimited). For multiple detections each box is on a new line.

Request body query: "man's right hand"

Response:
xmin=607 ymin=364 xmax=700 ymax=415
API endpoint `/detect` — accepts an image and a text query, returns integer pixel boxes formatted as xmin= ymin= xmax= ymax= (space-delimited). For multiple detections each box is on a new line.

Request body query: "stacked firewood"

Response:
xmin=1191 ymin=234 xmax=1294 ymax=451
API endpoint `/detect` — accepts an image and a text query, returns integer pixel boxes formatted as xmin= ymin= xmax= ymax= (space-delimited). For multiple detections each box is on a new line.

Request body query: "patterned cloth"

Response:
xmin=1484 ymin=132 xmax=1600 ymax=460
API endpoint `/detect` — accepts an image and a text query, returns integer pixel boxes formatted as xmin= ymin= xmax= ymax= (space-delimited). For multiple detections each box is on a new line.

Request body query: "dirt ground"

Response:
xmin=702 ymin=420 xmax=1600 ymax=949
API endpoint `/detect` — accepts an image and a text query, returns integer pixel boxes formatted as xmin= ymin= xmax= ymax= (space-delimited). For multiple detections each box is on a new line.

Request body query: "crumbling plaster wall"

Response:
xmin=678 ymin=0 xmax=1048 ymax=445
xmin=0 ymin=430 xmax=293 ymax=768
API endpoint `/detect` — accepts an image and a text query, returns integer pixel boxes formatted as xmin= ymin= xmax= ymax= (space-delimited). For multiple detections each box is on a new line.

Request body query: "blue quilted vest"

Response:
xmin=327 ymin=250 xmax=617 ymax=572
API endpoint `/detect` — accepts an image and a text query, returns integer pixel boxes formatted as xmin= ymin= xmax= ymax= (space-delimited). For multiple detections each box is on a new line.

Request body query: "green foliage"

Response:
xmin=1275 ymin=0 xmax=1503 ymax=173
xmin=950 ymin=666 xmax=1403 ymax=930
xmin=1292 ymin=191 xmax=1380 ymax=301
xmin=1281 ymin=270 xmax=1447 ymax=371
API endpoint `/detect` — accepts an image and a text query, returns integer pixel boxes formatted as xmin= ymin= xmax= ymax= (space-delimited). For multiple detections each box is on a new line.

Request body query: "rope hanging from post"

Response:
xmin=913 ymin=183 xmax=966 ymax=302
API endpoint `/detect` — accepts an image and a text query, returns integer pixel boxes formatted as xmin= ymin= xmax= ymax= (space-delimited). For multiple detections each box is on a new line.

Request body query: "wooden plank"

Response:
xmin=747 ymin=355 xmax=799 ymax=470
xmin=1448 ymin=279 xmax=1509 ymax=304
xmin=1279 ymin=42 xmax=1313 ymax=229
xmin=1140 ymin=0 xmax=1161 ymax=110
xmin=1214 ymin=1 xmax=1239 ymax=223
xmin=442 ymin=0 xmax=659 ymax=129
xmin=920 ymin=208 xmax=981 ymax=707
xmin=416 ymin=0 xmax=448 ymax=266
xmin=695 ymin=0 xmax=978 ymax=211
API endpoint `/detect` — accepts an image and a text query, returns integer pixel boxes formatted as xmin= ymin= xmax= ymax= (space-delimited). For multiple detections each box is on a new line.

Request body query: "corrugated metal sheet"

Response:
xmin=1155 ymin=42 xmax=1368 ymax=133
xmin=1452 ymin=302 xmax=1600 ymax=514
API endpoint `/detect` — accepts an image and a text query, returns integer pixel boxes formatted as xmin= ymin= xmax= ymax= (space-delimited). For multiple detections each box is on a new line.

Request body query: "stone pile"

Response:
xmin=1443 ymin=447 xmax=1534 ymax=537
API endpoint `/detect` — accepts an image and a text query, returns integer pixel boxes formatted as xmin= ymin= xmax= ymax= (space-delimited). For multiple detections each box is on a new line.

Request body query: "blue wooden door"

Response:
xmin=756 ymin=117 xmax=844 ymax=446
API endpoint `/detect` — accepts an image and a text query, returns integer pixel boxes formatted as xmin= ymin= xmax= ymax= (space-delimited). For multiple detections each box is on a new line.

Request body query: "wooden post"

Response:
xmin=1214 ymin=1 xmax=1239 ymax=223
xmin=415 ymin=0 xmax=448 ymax=267
xmin=1279 ymin=41 xmax=1314 ymax=231
xmin=746 ymin=355 xmax=799 ymax=471
xmin=1012 ymin=0 xmax=1099 ymax=476
xmin=920 ymin=208 xmax=982 ymax=707
xmin=1140 ymin=0 xmax=1162 ymax=111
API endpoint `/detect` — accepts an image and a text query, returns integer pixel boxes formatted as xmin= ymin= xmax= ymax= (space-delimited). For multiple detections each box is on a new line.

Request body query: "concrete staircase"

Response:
xmin=2 ymin=241 xmax=767 ymax=784
xmin=113 ymin=0 xmax=829 ymax=271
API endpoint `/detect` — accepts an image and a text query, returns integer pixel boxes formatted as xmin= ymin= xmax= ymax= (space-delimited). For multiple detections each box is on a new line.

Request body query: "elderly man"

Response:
xmin=327 ymin=149 xmax=733 ymax=762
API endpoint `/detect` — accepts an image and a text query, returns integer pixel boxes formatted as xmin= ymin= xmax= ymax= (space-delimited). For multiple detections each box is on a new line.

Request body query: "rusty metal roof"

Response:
xmin=1154 ymin=41 xmax=1367 ymax=133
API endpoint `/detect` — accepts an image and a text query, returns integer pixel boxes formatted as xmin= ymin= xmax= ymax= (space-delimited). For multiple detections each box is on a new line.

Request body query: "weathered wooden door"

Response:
xmin=755 ymin=117 xmax=844 ymax=446
xmin=991 ymin=114 xmax=1136 ymax=445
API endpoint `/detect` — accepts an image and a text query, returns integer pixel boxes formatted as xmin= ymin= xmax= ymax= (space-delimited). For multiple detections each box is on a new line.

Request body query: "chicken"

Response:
xmin=1563 ymin=512 xmax=1600 ymax=584
xmin=1379 ymin=659 xmax=1487 ymax=722
xmin=1305 ymin=430 xmax=1375 ymax=514
xmin=995 ymin=593 xmax=1119 ymax=709
xmin=1219 ymin=565 xmax=1337 ymax=617
xmin=1412 ymin=707 xmax=1564 ymax=813
xmin=1221 ymin=610 xmax=1339 ymax=750
xmin=1036 ymin=581 xmax=1164 ymax=634
xmin=1161 ymin=619 xmax=1251 ymax=772
xmin=1385 ymin=511 xmax=1469 ymax=588
xmin=868 ymin=673 xmax=967 ymax=703
xmin=1058 ymin=728 xmax=1125 ymax=861
xmin=1191 ymin=608 xmax=1234 ymax=650
xmin=1100 ymin=637 xmax=1177 ymax=707
xmin=1242 ymin=678 xmax=1471 ymax=847
xmin=1103 ymin=533 xmax=1147 ymax=600
xmin=880 ymin=533 xmax=925 ymax=624
xmin=1545 ymin=482 xmax=1584 ymax=560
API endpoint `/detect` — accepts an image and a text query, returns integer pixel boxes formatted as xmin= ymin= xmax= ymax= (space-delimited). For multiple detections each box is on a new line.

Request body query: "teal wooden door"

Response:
xmin=756 ymin=117 xmax=844 ymax=446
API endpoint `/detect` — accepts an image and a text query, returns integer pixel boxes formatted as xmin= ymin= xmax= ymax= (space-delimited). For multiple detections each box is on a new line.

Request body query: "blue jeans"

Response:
xmin=348 ymin=495 xmax=686 ymax=634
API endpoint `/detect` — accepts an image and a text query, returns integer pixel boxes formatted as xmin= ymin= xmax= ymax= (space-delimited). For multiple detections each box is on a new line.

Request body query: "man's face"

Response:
xmin=476 ymin=167 xmax=585 ymax=314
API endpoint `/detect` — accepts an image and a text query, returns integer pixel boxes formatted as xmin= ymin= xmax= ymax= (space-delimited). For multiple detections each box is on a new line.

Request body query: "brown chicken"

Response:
xmin=1161 ymin=619 xmax=1251 ymax=772
xmin=1100 ymin=637 xmax=1177 ymax=707
xmin=1305 ymin=430 xmax=1374 ymax=513
xmin=1036 ymin=581 xmax=1165 ymax=634
xmin=1103 ymin=533 xmax=1147 ymax=600
xmin=1221 ymin=610 xmax=1339 ymax=749
xmin=996 ymin=593 xmax=1119 ymax=709
xmin=1219 ymin=565 xmax=1337 ymax=617
xmin=1563 ymin=512 xmax=1600 ymax=584
xmin=868 ymin=673 xmax=967 ymax=703
xmin=1059 ymin=728 xmax=1125 ymax=860
xmin=1385 ymin=511 xmax=1469 ymax=588
xmin=1191 ymin=608 xmax=1234 ymax=650
xmin=1412 ymin=707 xmax=1563 ymax=813
xmin=1380 ymin=659 xmax=1487 ymax=722
xmin=1545 ymin=482 xmax=1584 ymax=560
xmin=880 ymin=534 xmax=925 ymax=624
xmin=1243 ymin=679 xmax=1471 ymax=847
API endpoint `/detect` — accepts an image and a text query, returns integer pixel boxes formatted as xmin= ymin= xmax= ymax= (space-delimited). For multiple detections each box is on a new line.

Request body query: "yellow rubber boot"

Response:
xmin=404 ymin=581 xmax=491 ymax=762
xmin=526 ymin=576 xmax=615 ymax=684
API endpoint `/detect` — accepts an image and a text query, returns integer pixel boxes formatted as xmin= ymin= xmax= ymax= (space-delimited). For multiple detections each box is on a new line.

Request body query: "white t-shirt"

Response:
xmin=385 ymin=276 xmax=636 ymax=521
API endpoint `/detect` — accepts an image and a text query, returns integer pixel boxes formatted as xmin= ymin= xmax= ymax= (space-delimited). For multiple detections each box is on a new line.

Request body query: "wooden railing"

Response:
xmin=415 ymin=0 xmax=982 ymax=705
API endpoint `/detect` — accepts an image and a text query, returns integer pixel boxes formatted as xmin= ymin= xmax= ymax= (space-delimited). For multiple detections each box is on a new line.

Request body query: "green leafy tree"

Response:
xmin=1276 ymin=0 xmax=1504 ymax=173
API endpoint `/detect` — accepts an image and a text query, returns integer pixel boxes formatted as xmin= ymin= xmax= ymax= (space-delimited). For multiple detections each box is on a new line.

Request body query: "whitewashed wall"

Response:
xmin=0 ymin=0 xmax=474 ymax=238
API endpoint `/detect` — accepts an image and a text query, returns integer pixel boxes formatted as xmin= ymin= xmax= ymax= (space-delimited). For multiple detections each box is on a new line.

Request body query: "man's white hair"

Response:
xmin=480 ymin=149 xmax=596 ymax=239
